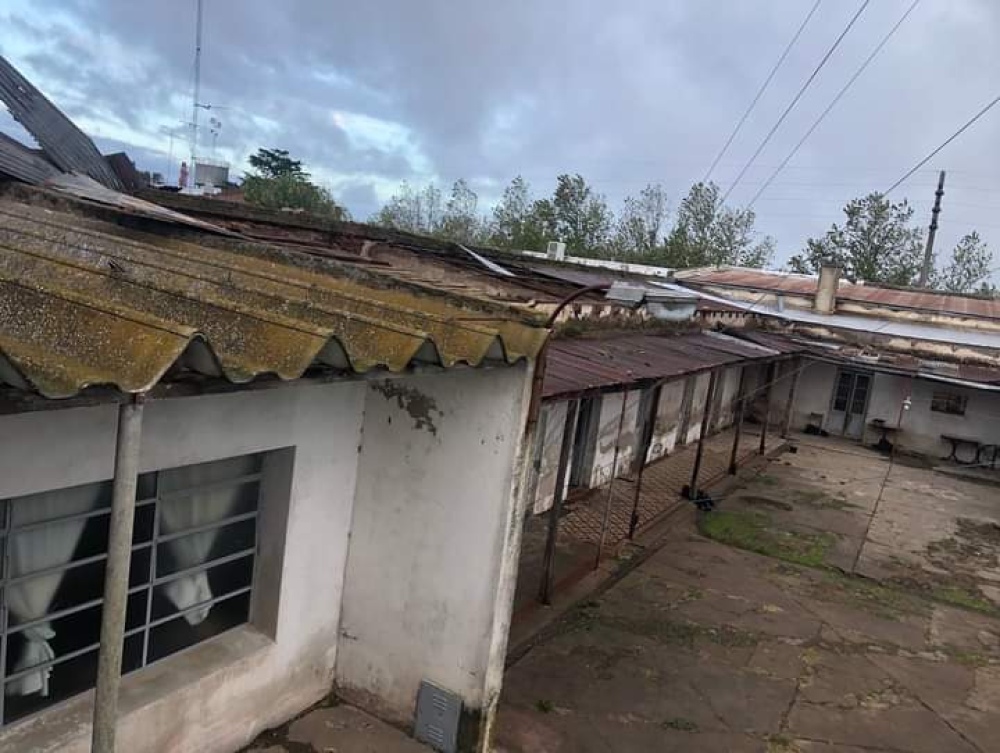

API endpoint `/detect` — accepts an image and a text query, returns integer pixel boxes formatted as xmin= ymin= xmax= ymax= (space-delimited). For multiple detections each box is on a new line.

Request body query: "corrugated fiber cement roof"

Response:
xmin=0 ymin=199 xmax=547 ymax=399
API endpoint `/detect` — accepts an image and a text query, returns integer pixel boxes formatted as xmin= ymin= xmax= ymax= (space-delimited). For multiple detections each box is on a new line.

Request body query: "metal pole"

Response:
xmin=689 ymin=371 xmax=719 ymax=497
xmin=596 ymin=390 xmax=629 ymax=568
xmin=918 ymin=170 xmax=946 ymax=287
xmin=781 ymin=361 xmax=801 ymax=438
xmin=627 ymin=386 xmax=663 ymax=539
xmin=539 ymin=399 xmax=578 ymax=605
xmin=190 ymin=0 xmax=204 ymax=176
xmin=91 ymin=395 xmax=146 ymax=753
xmin=759 ymin=361 xmax=777 ymax=455
xmin=728 ymin=369 xmax=748 ymax=474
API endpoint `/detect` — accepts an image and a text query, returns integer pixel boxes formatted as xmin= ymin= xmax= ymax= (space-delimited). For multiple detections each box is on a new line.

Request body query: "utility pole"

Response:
xmin=189 ymin=0 xmax=204 ymax=180
xmin=918 ymin=170 xmax=945 ymax=287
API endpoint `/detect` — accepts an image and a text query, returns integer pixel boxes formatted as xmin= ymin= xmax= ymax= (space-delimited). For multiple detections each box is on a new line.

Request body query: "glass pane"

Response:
xmin=152 ymin=555 xmax=254 ymax=623
xmin=833 ymin=373 xmax=853 ymax=411
xmin=158 ymin=455 xmax=262 ymax=496
xmin=148 ymin=590 xmax=251 ymax=664
xmin=3 ymin=644 xmax=99 ymax=726
xmin=156 ymin=518 xmax=256 ymax=578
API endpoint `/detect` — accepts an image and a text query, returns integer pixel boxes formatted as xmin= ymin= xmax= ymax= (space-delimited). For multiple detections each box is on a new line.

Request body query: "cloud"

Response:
xmin=1 ymin=0 xmax=998 ymax=258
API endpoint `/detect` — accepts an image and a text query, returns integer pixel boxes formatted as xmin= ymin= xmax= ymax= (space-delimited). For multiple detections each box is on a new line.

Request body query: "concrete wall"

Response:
xmin=0 ymin=382 xmax=366 ymax=753
xmin=590 ymin=390 xmax=641 ymax=486
xmin=336 ymin=365 xmax=531 ymax=737
xmin=685 ymin=373 xmax=713 ymax=444
xmin=788 ymin=360 xmax=839 ymax=430
xmin=648 ymin=379 xmax=687 ymax=462
xmin=866 ymin=374 xmax=1000 ymax=458
xmin=532 ymin=401 xmax=568 ymax=515
xmin=712 ymin=366 xmax=743 ymax=431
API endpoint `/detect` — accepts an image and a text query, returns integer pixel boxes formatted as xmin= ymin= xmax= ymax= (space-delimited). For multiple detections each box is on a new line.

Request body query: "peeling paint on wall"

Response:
xmin=372 ymin=381 xmax=443 ymax=435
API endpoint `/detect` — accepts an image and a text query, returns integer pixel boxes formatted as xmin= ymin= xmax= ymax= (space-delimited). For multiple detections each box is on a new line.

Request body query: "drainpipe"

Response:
xmin=728 ymin=368 xmax=749 ymax=475
xmin=92 ymin=394 xmax=146 ymax=753
xmin=759 ymin=361 xmax=777 ymax=455
xmin=688 ymin=371 xmax=719 ymax=497
xmin=538 ymin=399 xmax=579 ymax=605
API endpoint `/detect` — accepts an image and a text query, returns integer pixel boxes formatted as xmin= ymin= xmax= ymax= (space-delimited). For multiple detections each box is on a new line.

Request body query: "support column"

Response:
xmin=539 ymin=399 xmax=579 ymax=605
xmin=759 ymin=361 xmax=777 ymax=455
xmin=728 ymin=369 xmax=748 ymax=475
xmin=92 ymin=395 xmax=146 ymax=753
xmin=688 ymin=371 xmax=719 ymax=498
xmin=781 ymin=360 xmax=802 ymax=438
xmin=627 ymin=386 xmax=663 ymax=539
xmin=596 ymin=390 xmax=629 ymax=567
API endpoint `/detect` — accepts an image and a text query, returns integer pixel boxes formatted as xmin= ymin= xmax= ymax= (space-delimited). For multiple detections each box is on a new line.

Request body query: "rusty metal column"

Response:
xmin=728 ymin=369 xmax=749 ymax=475
xmin=92 ymin=394 xmax=146 ymax=753
xmin=688 ymin=371 xmax=718 ymax=498
xmin=596 ymin=390 xmax=629 ymax=568
xmin=781 ymin=359 xmax=802 ymax=438
xmin=539 ymin=399 xmax=579 ymax=605
xmin=627 ymin=386 xmax=662 ymax=540
xmin=759 ymin=361 xmax=777 ymax=455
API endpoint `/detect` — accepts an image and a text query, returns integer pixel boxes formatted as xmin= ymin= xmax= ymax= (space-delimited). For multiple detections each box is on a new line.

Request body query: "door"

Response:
xmin=829 ymin=369 xmax=872 ymax=438
xmin=569 ymin=396 xmax=601 ymax=489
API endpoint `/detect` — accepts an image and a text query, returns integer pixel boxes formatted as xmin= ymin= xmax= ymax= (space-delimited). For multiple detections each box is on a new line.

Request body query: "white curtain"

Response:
xmin=158 ymin=456 xmax=255 ymax=626
xmin=5 ymin=484 xmax=104 ymax=697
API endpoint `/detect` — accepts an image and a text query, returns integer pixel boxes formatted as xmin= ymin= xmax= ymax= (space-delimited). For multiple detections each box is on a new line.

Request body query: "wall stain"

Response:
xmin=373 ymin=381 xmax=443 ymax=435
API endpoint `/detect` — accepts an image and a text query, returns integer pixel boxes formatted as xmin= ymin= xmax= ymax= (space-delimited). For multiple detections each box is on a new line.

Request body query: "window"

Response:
xmin=0 ymin=453 xmax=264 ymax=727
xmin=931 ymin=391 xmax=968 ymax=416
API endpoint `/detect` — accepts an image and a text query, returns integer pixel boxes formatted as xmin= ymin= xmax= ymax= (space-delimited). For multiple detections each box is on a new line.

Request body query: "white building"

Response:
xmin=0 ymin=191 xmax=548 ymax=752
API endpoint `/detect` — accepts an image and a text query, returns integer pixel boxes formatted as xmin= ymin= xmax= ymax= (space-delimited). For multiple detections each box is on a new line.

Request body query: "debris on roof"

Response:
xmin=0 ymin=54 xmax=123 ymax=190
xmin=0 ymin=196 xmax=547 ymax=399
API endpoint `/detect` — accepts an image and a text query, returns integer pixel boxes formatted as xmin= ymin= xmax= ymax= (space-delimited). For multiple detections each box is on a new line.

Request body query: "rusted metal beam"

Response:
xmin=781 ymin=359 xmax=802 ymax=438
xmin=539 ymin=399 xmax=579 ymax=605
xmin=728 ymin=368 xmax=748 ymax=474
xmin=760 ymin=361 xmax=777 ymax=455
xmin=627 ymin=386 xmax=663 ymax=539
xmin=596 ymin=389 xmax=629 ymax=566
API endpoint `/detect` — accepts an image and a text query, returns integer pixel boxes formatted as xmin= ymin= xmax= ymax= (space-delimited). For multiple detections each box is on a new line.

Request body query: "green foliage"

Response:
xmin=371 ymin=179 xmax=484 ymax=243
xmin=490 ymin=175 xmax=546 ymax=250
xmin=243 ymin=147 xmax=345 ymax=218
xmin=789 ymin=193 xmax=924 ymax=285
xmin=935 ymin=231 xmax=995 ymax=295
xmin=660 ymin=182 xmax=773 ymax=268
xmin=698 ymin=509 xmax=835 ymax=568
xmin=247 ymin=148 xmax=305 ymax=180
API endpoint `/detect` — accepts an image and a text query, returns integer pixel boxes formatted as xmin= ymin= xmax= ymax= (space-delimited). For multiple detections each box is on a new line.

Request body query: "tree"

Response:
xmin=537 ymin=174 xmax=613 ymax=256
xmin=662 ymin=182 xmax=772 ymax=268
xmin=243 ymin=147 xmax=345 ymax=218
xmin=370 ymin=181 xmax=444 ymax=235
xmin=788 ymin=193 xmax=924 ymax=285
xmin=438 ymin=179 xmax=483 ymax=243
xmin=936 ymin=231 xmax=994 ymax=294
xmin=612 ymin=184 xmax=669 ymax=258
xmin=489 ymin=176 xmax=546 ymax=250
xmin=247 ymin=148 xmax=305 ymax=180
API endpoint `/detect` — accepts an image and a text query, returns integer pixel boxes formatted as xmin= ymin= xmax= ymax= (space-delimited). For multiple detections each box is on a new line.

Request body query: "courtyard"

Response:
xmin=496 ymin=438 xmax=1000 ymax=752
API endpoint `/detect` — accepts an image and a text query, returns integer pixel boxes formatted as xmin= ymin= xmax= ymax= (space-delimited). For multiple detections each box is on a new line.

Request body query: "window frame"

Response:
xmin=0 ymin=455 xmax=265 ymax=727
xmin=930 ymin=390 xmax=968 ymax=417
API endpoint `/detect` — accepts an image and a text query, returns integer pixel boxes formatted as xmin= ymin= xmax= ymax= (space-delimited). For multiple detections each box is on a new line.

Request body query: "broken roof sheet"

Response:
xmin=0 ymin=198 xmax=547 ymax=399
xmin=542 ymin=331 xmax=783 ymax=398
xmin=679 ymin=267 xmax=1000 ymax=322
xmin=0 ymin=55 xmax=123 ymax=190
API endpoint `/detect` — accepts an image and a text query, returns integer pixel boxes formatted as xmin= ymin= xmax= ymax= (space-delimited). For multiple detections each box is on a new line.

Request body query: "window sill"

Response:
xmin=0 ymin=625 xmax=273 ymax=752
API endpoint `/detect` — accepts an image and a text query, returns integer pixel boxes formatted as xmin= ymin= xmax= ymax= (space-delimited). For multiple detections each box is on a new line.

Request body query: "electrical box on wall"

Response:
xmin=414 ymin=680 xmax=462 ymax=752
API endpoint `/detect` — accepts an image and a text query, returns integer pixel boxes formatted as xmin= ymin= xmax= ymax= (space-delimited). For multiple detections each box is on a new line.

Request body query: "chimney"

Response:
xmin=546 ymin=241 xmax=566 ymax=261
xmin=815 ymin=264 xmax=840 ymax=314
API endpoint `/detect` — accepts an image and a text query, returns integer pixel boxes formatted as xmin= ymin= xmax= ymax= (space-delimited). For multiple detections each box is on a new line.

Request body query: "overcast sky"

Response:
xmin=2 ymin=0 xmax=999 ymax=269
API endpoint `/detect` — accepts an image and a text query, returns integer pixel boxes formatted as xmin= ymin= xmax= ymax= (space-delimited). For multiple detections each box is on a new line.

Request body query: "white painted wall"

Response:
xmin=712 ymin=366 xmax=743 ymax=431
xmin=867 ymin=374 xmax=1000 ymax=457
xmin=589 ymin=390 xmax=641 ymax=486
xmin=0 ymin=382 xmax=366 ymax=753
xmin=685 ymin=373 xmax=713 ymax=444
xmin=788 ymin=360 xmax=839 ymax=430
xmin=533 ymin=401 xmax=567 ymax=515
xmin=336 ymin=365 xmax=530 ymax=730
xmin=648 ymin=379 xmax=686 ymax=462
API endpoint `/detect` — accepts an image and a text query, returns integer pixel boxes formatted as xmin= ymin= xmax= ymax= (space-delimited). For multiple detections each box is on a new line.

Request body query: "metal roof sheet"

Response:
xmin=0 ymin=200 xmax=547 ymax=399
xmin=679 ymin=267 xmax=1000 ymax=322
xmin=542 ymin=331 xmax=781 ymax=398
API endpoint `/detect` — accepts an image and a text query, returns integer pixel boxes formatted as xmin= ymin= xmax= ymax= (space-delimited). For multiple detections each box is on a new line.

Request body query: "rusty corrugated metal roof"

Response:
xmin=542 ymin=331 xmax=781 ymax=398
xmin=679 ymin=267 xmax=1000 ymax=322
xmin=0 ymin=199 xmax=547 ymax=399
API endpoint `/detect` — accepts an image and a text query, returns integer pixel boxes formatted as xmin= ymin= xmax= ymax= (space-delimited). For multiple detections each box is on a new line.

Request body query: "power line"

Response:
xmin=721 ymin=0 xmax=872 ymax=204
xmin=884 ymin=92 xmax=1000 ymax=195
xmin=748 ymin=0 xmax=921 ymax=208
xmin=703 ymin=0 xmax=823 ymax=182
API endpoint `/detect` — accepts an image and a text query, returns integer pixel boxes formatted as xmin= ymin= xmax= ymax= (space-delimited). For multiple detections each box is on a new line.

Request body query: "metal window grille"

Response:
xmin=0 ymin=453 xmax=264 ymax=727
xmin=930 ymin=391 xmax=968 ymax=416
